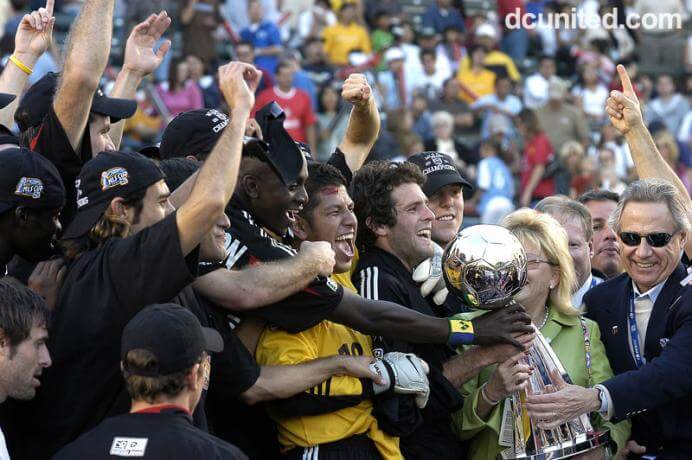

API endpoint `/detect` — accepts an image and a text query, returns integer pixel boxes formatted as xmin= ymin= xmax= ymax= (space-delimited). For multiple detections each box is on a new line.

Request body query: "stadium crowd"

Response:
xmin=0 ymin=0 xmax=689 ymax=458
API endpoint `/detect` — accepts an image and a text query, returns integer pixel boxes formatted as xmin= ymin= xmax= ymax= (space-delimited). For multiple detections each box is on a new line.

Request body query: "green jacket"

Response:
xmin=451 ymin=308 xmax=630 ymax=460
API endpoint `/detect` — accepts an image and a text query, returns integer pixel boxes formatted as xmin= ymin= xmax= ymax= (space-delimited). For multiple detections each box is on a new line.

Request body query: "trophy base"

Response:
xmin=499 ymin=431 xmax=611 ymax=460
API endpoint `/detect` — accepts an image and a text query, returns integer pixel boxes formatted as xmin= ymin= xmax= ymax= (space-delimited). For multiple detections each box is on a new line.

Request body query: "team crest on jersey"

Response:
xmin=101 ymin=167 xmax=129 ymax=190
xmin=109 ymin=437 xmax=148 ymax=457
xmin=14 ymin=177 xmax=44 ymax=199
xmin=326 ymin=277 xmax=338 ymax=292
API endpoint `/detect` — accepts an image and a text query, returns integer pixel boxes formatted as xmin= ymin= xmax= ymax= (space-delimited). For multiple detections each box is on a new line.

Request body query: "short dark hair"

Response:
xmin=301 ymin=163 xmax=348 ymax=221
xmin=159 ymin=158 xmax=200 ymax=192
xmin=275 ymin=60 xmax=293 ymax=75
xmin=0 ymin=278 xmax=48 ymax=355
xmin=420 ymin=48 xmax=436 ymax=61
xmin=123 ymin=349 xmax=204 ymax=403
xmin=577 ymin=189 xmax=620 ymax=205
xmin=351 ymin=161 xmax=425 ymax=250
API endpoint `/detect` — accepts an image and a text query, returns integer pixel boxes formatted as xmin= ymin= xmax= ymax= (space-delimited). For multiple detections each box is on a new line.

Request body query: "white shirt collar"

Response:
xmin=571 ymin=274 xmax=593 ymax=308
xmin=632 ymin=279 xmax=666 ymax=304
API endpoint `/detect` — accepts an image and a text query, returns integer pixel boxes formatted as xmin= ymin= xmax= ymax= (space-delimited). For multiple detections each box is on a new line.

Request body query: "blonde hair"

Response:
xmin=654 ymin=131 xmax=679 ymax=164
xmin=559 ymin=140 xmax=584 ymax=161
xmin=502 ymin=209 xmax=578 ymax=315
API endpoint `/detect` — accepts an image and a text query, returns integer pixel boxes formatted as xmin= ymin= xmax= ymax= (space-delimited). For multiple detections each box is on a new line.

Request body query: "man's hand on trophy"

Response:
xmin=412 ymin=242 xmax=449 ymax=305
xmin=524 ymin=370 xmax=601 ymax=429
xmin=482 ymin=331 xmax=535 ymax=365
xmin=471 ymin=302 xmax=533 ymax=348
xmin=485 ymin=351 xmax=533 ymax=402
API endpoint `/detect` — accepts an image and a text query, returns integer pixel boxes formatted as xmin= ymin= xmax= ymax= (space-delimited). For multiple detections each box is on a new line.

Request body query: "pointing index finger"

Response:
xmin=45 ymin=0 xmax=54 ymax=17
xmin=617 ymin=64 xmax=634 ymax=96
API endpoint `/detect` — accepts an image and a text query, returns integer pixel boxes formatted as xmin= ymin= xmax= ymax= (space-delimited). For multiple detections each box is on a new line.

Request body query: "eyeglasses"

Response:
xmin=526 ymin=258 xmax=555 ymax=269
xmin=618 ymin=231 xmax=677 ymax=248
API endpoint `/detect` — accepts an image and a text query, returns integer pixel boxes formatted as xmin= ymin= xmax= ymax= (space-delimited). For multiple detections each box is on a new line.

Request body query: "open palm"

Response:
xmin=15 ymin=0 xmax=55 ymax=57
xmin=123 ymin=11 xmax=172 ymax=77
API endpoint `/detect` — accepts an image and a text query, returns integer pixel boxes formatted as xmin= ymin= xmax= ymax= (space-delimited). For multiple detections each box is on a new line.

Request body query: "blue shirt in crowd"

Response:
xmin=240 ymin=21 xmax=282 ymax=75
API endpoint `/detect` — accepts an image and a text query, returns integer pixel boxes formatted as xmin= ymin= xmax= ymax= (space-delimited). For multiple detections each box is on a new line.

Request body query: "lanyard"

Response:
xmin=578 ymin=316 xmax=593 ymax=386
xmin=628 ymin=292 xmax=646 ymax=368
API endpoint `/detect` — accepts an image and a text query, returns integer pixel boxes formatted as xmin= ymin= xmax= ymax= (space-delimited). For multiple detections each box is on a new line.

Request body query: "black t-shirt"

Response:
xmin=28 ymin=107 xmax=93 ymax=229
xmin=352 ymin=247 xmax=465 ymax=460
xmin=53 ymin=406 xmax=248 ymax=460
xmin=223 ymin=196 xmax=344 ymax=333
xmin=4 ymin=212 xmax=198 ymax=460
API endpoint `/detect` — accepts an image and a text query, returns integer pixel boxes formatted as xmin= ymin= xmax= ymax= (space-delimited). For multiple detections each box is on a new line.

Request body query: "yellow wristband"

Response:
xmin=9 ymin=55 xmax=33 ymax=75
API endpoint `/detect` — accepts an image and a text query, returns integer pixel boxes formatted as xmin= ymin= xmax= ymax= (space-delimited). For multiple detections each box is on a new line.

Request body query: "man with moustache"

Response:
xmin=525 ymin=178 xmax=691 ymax=458
xmin=535 ymin=196 xmax=603 ymax=308
xmin=351 ymin=161 xmax=532 ymax=460
xmin=578 ymin=190 xmax=623 ymax=280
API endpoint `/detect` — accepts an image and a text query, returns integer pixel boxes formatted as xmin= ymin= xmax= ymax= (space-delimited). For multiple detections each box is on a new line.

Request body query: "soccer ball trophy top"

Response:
xmin=442 ymin=225 xmax=611 ymax=460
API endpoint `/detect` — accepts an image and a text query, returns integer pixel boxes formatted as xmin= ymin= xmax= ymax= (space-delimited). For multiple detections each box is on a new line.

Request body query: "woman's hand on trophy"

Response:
xmin=471 ymin=302 xmax=534 ymax=348
xmin=485 ymin=352 xmax=533 ymax=402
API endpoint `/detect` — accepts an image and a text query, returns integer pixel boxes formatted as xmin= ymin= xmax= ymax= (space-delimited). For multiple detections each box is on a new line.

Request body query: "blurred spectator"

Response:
xmin=471 ymin=75 xmax=522 ymax=140
xmin=571 ymin=63 xmax=609 ymax=125
xmin=296 ymin=0 xmax=336 ymax=46
xmin=125 ymin=0 xmax=178 ymax=32
xmin=411 ymin=94 xmax=432 ymax=140
xmin=536 ymin=78 xmax=590 ymax=153
xmin=422 ymin=0 xmax=465 ymax=35
xmin=645 ymin=74 xmax=690 ymax=135
xmin=223 ymin=0 xmax=279 ymax=35
xmin=456 ymin=45 xmax=496 ymax=104
xmin=376 ymin=47 xmax=406 ymax=111
xmin=2 ymin=0 xmax=27 ymax=37
xmin=476 ymin=140 xmax=516 ymax=224
xmin=592 ymin=123 xmax=634 ymax=181
xmin=571 ymin=155 xmax=598 ymax=196
xmin=281 ymin=51 xmax=318 ymax=109
xmin=596 ymin=146 xmax=627 ymax=194
xmin=156 ymin=57 xmax=204 ymax=120
xmin=239 ymin=0 xmax=282 ymax=76
xmin=315 ymin=83 xmax=348 ymax=160
xmin=322 ymin=2 xmax=371 ymax=67
xmin=253 ymin=60 xmax=317 ymax=147
xmin=440 ymin=25 xmax=465 ymax=71
xmin=187 ymin=54 xmax=221 ymax=109
xmin=555 ymin=140 xmax=586 ymax=196
xmin=301 ymin=37 xmax=334 ymax=88
xmin=370 ymin=11 xmax=394 ymax=56
xmin=408 ymin=48 xmax=450 ymax=100
xmin=180 ymin=0 xmax=223 ymax=67
xmin=471 ymin=23 xmax=520 ymax=82
xmin=632 ymin=0 xmax=688 ymax=72
xmin=429 ymin=77 xmax=476 ymax=136
xmin=123 ymin=90 xmax=164 ymax=150
xmin=574 ymin=38 xmax=615 ymax=86
xmin=393 ymin=22 xmax=422 ymax=76
xmin=524 ymin=55 xmax=556 ymax=109
xmin=517 ymin=108 xmax=556 ymax=207
xmin=655 ymin=130 xmax=691 ymax=192
xmin=416 ymin=26 xmax=452 ymax=78
xmin=497 ymin=0 xmax=528 ymax=64
xmin=233 ymin=41 xmax=274 ymax=93
xmin=364 ymin=0 xmax=403 ymax=28
xmin=425 ymin=110 xmax=476 ymax=176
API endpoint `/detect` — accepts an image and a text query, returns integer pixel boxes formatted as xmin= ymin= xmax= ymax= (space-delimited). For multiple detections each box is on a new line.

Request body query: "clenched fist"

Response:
xmin=298 ymin=240 xmax=336 ymax=278
xmin=341 ymin=73 xmax=372 ymax=109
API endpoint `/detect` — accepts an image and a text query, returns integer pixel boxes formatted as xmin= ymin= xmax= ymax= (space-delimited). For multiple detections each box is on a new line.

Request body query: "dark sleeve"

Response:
xmin=108 ymin=211 xmax=199 ymax=314
xmin=326 ymin=149 xmax=352 ymax=185
xmin=271 ymin=379 xmax=373 ymax=417
xmin=604 ymin=292 xmax=692 ymax=421
xmin=29 ymin=108 xmax=92 ymax=228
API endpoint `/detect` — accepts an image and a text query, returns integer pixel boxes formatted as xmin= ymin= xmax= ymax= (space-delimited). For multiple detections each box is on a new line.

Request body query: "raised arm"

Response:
xmin=338 ymin=74 xmax=380 ymax=173
xmin=53 ymin=0 xmax=114 ymax=153
xmin=176 ymin=62 xmax=260 ymax=255
xmin=0 ymin=0 xmax=54 ymax=127
xmin=193 ymin=240 xmax=336 ymax=310
xmin=108 ymin=12 xmax=171 ymax=149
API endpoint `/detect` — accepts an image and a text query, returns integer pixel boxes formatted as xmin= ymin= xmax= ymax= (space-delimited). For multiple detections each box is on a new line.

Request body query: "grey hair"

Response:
xmin=609 ymin=178 xmax=691 ymax=233
xmin=535 ymin=195 xmax=594 ymax=242
xmin=431 ymin=111 xmax=454 ymax=128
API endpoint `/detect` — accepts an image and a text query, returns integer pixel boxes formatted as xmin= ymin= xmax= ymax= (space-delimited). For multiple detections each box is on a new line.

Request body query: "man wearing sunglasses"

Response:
xmin=524 ymin=178 xmax=692 ymax=458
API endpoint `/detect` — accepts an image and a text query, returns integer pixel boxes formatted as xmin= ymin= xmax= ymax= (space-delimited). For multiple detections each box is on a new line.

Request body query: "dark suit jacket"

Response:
xmin=585 ymin=264 xmax=692 ymax=457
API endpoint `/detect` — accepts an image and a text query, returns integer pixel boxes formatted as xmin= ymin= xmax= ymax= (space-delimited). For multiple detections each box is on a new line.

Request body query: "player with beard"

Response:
xmin=350 ymin=161 xmax=533 ymax=459
xmin=578 ymin=190 xmax=623 ymax=279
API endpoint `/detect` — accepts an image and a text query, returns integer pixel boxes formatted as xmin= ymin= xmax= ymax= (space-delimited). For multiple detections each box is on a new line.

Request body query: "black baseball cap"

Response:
xmin=15 ymin=72 xmax=137 ymax=132
xmin=159 ymin=109 xmax=229 ymax=160
xmin=121 ymin=303 xmax=223 ymax=378
xmin=253 ymin=102 xmax=305 ymax=186
xmin=0 ymin=93 xmax=15 ymax=109
xmin=62 ymin=151 xmax=164 ymax=239
xmin=0 ymin=147 xmax=66 ymax=214
xmin=0 ymin=124 xmax=19 ymax=146
xmin=407 ymin=151 xmax=473 ymax=197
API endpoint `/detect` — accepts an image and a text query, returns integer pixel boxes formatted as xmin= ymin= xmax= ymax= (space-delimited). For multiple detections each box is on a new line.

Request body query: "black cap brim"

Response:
xmin=61 ymin=201 xmax=110 ymax=240
xmin=423 ymin=173 xmax=473 ymax=197
xmin=202 ymin=327 xmax=224 ymax=353
xmin=91 ymin=96 xmax=137 ymax=123
xmin=0 ymin=93 xmax=16 ymax=109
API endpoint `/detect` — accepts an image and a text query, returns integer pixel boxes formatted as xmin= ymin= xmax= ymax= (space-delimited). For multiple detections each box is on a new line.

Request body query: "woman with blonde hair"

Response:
xmin=452 ymin=209 xmax=630 ymax=459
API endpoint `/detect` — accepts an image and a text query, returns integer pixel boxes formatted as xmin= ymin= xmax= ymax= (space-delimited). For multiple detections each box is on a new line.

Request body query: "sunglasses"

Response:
xmin=619 ymin=231 xmax=677 ymax=248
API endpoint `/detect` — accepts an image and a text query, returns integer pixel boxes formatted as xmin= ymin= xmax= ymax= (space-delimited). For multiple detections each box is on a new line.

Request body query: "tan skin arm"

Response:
xmin=337 ymin=74 xmax=380 ymax=173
